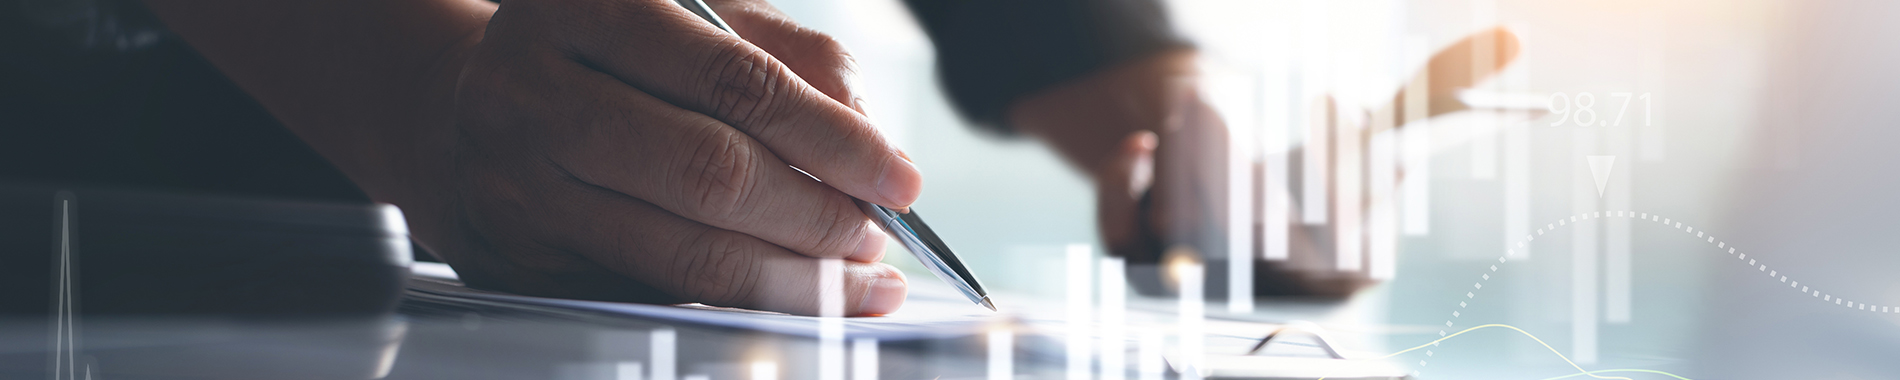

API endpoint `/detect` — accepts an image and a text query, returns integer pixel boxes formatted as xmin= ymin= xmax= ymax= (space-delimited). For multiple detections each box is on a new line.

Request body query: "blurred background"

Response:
xmin=6 ymin=0 xmax=1898 ymax=378
xmin=775 ymin=0 xmax=1897 ymax=378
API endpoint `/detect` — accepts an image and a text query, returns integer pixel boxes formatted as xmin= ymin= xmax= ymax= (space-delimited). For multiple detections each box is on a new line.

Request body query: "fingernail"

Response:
xmin=852 ymin=96 xmax=874 ymax=117
xmin=848 ymin=223 xmax=888 ymax=263
xmin=1127 ymin=131 xmax=1159 ymax=199
xmin=876 ymin=154 xmax=922 ymax=207
xmin=856 ymin=265 xmax=908 ymax=315
xmin=1129 ymin=151 xmax=1155 ymax=199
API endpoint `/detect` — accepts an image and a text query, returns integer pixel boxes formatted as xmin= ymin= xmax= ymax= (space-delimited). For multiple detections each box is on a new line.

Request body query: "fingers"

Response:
xmin=506 ymin=59 xmax=885 ymax=262
xmin=1380 ymin=26 xmax=1522 ymax=126
xmin=523 ymin=174 xmax=908 ymax=316
xmin=1146 ymin=91 xmax=1227 ymax=253
xmin=1096 ymin=131 xmax=1159 ymax=261
xmin=451 ymin=0 xmax=911 ymax=316
xmin=543 ymin=0 xmax=920 ymax=209
xmin=709 ymin=2 xmax=865 ymax=113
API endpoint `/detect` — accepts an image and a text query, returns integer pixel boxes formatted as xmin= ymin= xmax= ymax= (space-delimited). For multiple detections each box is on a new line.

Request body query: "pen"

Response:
xmin=671 ymin=0 xmax=996 ymax=312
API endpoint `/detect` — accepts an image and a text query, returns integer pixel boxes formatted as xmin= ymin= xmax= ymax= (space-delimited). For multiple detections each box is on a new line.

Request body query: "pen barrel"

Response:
xmin=855 ymin=200 xmax=989 ymax=306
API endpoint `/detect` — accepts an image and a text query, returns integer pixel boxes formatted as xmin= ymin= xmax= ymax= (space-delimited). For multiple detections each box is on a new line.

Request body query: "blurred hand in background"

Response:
xmin=1006 ymin=27 xmax=1518 ymax=298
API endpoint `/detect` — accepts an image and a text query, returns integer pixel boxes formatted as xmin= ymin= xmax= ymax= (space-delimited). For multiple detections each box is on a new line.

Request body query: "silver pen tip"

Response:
xmin=979 ymin=296 xmax=997 ymax=312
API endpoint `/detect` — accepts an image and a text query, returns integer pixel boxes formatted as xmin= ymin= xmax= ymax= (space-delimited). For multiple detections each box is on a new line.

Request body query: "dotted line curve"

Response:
xmin=1410 ymin=210 xmax=1894 ymax=377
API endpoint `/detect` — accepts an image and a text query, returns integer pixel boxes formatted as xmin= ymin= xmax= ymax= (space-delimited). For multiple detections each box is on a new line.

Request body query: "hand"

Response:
xmin=1005 ymin=49 xmax=1211 ymax=260
xmin=1009 ymin=28 xmax=1520 ymax=298
xmin=410 ymin=0 xmax=916 ymax=316
xmin=1012 ymin=51 xmax=1378 ymax=296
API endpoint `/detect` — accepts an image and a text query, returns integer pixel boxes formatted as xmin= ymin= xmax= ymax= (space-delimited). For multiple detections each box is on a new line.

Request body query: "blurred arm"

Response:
xmin=898 ymin=0 xmax=1191 ymax=134
xmin=138 ymin=0 xmax=495 ymax=204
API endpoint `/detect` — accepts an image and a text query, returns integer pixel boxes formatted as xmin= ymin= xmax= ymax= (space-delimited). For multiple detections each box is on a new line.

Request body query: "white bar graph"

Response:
xmin=852 ymin=339 xmax=878 ymax=380
xmin=1400 ymin=35 xmax=1432 ymax=237
xmin=1067 ymin=244 xmax=1094 ymax=380
xmin=1100 ymin=258 xmax=1128 ymax=380
xmin=651 ymin=328 xmax=676 ymax=380
xmin=1335 ymin=109 xmax=1364 ymax=272
xmin=1138 ymin=331 xmax=1164 ymax=380
xmin=1638 ymin=13 xmax=1668 ymax=162
xmin=1503 ymin=37 xmax=1531 ymax=260
xmin=1178 ymin=263 xmax=1206 ymax=380
xmin=616 ymin=362 xmax=645 ymax=380
xmin=989 ymin=329 xmax=1014 ymax=380
xmin=1606 ymin=90 xmax=1634 ymax=323
xmin=1368 ymin=131 xmax=1398 ymax=280
xmin=1468 ymin=0 xmax=1498 ymax=180
xmin=820 ymin=259 xmax=845 ymax=380
xmin=1216 ymin=69 xmax=1256 ymax=313
xmin=1263 ymin=56 xmax=1293 ymax=261
xmin=751 ymin=361 xmax=777 ymax=380
xmin=1570 ymin=129 xmax=1599 ymax=364
xmin=1299 ymin=0 xmax=1331 ymax=225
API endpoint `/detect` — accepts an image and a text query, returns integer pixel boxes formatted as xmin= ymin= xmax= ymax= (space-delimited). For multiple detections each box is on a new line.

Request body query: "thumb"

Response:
xmin=1097 ymin=131 xmax=1160 ymax=261
xmin=714 ymin=6 xmax=866 ymax=114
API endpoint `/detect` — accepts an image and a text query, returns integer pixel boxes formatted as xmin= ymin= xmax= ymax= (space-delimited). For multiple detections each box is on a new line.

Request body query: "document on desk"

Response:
xmin=404 ymin=262 xmax=1002 ymax=341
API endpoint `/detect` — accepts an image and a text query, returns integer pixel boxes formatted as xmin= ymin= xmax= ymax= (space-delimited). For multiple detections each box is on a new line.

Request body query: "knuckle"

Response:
xmin=698 ymin=44 xmax=788 ymax=129
xmin=796 ymin=195 xmax=864 ymax=257
xmin=800 ymin=29 xmax=854 ymax=64
xmin=678 ymin=127 xmax=761 ymax=225
xmin=674 ymin=231 xmax=761 ymax=304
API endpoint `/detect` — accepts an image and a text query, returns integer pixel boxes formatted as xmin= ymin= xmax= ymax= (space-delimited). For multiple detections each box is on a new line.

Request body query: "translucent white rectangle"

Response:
xmin=1100 ymin=258 xmax=1128 ymax=380
xmin=1298 ymin=0 xmax=1331 ymax=225
xmin=1606 ymin=81 xmax=1634 ymax=324
xmin=651 ymin=328 xmax=676 ymax=380
xmin=752 ymin=361 xmax=777 ymax=380
xmin=1335 ymin=113 xmax=1363 ymax=272
xmin=1067 ymin=244 xmax=1094 ymax=380
xmin=1368 ymin=25 xmax=1401 ymax=278
xmin=617 ymin=362 xmax=645 ymax=380
xmin=820 ymin=259 xmax=845 ymax=380
xmin=1639 ymin=127 xmax=1667 ymax=162
xmin=1138 ymin=331 xmax=1164 ymax=380
xmin=1504 ymin=126 xmax=1530 ymax=260
xmin=1303 ymin=97 xmax=1331 ymax=225
xmin=1368 ymin=131 xmax=1398 ymax=280
xmin=852 ymin=338 xmax=878 ymax=380
xmin=1467 ymin=0 xmax=1499 ymax=180
xmin=1470 ymin=121 xmax=1498 ymax=179
xmin=1401 ymin=36 xmax=1432 ymax=237
xmin=1264 ymin=148 xmax=1290 ymax=261
xmin=1639 ymin=14 xmax=1667 ymax=162
xmin=989 ymin=329 xmax=1014 ymax=380
xmin=1178 ymin=263 xmax=1206 ymax=380
xmin=1261 ymin=66 xmax=1292 ymax=262
xmin=1570 ymin=129 xmax=1599 ymax=364
xmin=1502 ymin=38 xmax=1531 ymax=260
xmin=1227 ymin=89 xmax=1255 ymax=312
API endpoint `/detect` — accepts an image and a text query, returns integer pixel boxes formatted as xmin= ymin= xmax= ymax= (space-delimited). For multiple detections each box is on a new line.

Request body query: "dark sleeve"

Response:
xmin=0 ymin=0 xmax=372 ymax=203
xmin=900 ymin=0 xmax=1190 ymax=134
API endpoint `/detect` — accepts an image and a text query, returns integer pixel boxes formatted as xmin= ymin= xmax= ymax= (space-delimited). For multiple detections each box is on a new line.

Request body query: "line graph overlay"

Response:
xmin=1390 ymin=209 xmax=1889 ymax=379
xmin=1320 ymin=323 xmax=1691 ymax=380
xmin=1537 ymin=369 xmax=1691 ymax=380
xmin=1363 ymin=324 xmax=1669 ymax=380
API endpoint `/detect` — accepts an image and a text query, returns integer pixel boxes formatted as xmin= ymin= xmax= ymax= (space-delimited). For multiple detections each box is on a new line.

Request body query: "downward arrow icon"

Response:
xmin=1588 ymin=156 xmax=1616 ymax=198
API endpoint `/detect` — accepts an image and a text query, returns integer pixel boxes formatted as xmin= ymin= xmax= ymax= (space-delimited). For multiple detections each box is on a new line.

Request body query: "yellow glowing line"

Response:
xmin=1383 ymin=324 xmax=1618 ymax=378
xmin=1535 ymin=369 xmax=1692 ymax=380
xmin=1320 ymin=324 xmax=1693 ymax=380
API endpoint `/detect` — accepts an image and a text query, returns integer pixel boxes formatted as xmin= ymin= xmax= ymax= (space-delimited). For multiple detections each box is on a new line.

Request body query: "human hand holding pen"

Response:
xmin=444 ymin=0 xmax=921 ymax=315
xmin=143 ymin=0 xmax=912 ymax=316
